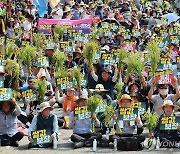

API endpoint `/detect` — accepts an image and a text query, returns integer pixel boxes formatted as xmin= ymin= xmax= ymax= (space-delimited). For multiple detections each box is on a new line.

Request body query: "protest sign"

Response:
xmin=38 ymin=18 xmax=92 ymax=34
xmin=56 ymin=76 xmax=73 ymax=90
xmin=155 ymin=69 xmax=175 ymax=84
xmin=0 ymin=88 xmax=12 ymax=102
xmin=100 ymin=53 xmax=117 ymax=65
xmin=0 ymin=36 xmax=5 ymax=45
xmin=131 ymin=102 xmax=146 ymax=115
xmin=122 ymin=41 xmax=136 ymax=52
xmin=0 ymin=54 xmax=6 ymax=66
xmin=36 ymin=56 xmax=49 ymax=68
xmin=74 ymin=106 xmax=91 ymax=120
xmin=32 ymin=129 xmax=52 ymax=145
xmin=160 ymin=116 xmax=180 ymax=130
xmin=95 ymin=105 xmax=106 ymax=113
xmin=0 ymin=76 xmax=4 ymax=88
xmin=158 ymin=57 xmax=172 ymax=70
xmin=118 ymin=107 xmax=138 ymax=121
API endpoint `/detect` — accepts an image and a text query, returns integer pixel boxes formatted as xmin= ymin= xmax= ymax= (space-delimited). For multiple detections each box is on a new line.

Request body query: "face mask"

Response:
xmin=159 ymin=89 xmax=168 ymax=96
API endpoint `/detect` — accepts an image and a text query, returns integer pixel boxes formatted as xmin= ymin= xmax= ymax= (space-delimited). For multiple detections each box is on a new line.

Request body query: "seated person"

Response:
xmin=28 ymin=101 xmax=58 ymax=148
xmin=154 ymin=100 xmax=180 ymax=147
xmin=109 ymin=94 xmax=145 ymax=150
xmin=69 ymin=94 xmax=102 ymax=149
xmin=0 ymin=98 xmax=24 ymax=147
xmin=55 ymin=87 xmax=77 ymax=128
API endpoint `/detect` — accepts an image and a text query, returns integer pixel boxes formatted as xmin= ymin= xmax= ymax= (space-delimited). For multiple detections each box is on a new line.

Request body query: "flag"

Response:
xmin=48 ymin=0 xmax=60 ymax=8
xmin=33 ymin=0 xmax=48 ymax=17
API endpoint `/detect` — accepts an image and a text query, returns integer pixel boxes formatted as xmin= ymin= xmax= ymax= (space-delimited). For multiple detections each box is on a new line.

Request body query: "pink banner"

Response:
xmin=38 ymin=18 xmax=92 ymax=33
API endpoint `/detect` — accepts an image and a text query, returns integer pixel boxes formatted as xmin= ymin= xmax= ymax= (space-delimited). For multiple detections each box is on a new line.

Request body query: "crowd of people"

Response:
xmin=0 ymin=0 xmax=180 ymax=151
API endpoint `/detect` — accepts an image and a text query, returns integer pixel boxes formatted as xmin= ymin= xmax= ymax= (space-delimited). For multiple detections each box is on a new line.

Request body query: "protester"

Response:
xmin=154 ymin=100 xmax=180 ymax=147
xmin=28 ymin=101 xmax=58 ymax=148
xmin=0 ymin=98 xmax=24 ymax=147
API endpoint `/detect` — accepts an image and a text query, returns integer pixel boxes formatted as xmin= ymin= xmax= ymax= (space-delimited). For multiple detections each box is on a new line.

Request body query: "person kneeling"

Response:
xmin=69 ymin=94 xmax=102 ymax=149
xmin=0 ymin=98 xmax=24 ymax=147
xmin=154 ymin=100 xmax=180 ymax=148
xmin=28 ymin=101 xmax=58 ymax=149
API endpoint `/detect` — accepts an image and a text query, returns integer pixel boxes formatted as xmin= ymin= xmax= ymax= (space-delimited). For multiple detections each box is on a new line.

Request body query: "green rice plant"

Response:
xmin=83 ymin=41 xmax=100 ymax=68
xmin=125 ymin=52 xmax=144 ymax=78
xmin=87 ymin=94 xmax=103 ymax=132
xmin=54 ymin=25 xmax=67 ymax=41
xmin=103 ymin=105 xmax=114 ymax=127
xmin=18 ymin=45 xmax=37 ymax=76
xmin=115 ymin=82 xmax=124 ymax=100
xmin=117 ymin=48 xmax=128 ymax=72
xmin=52 ymin=51 xmax=65 ymax=73
xmin=35 ymin=79 xmax=47 ymax=103
xmin=12 ymin=90 xmax=21 ymax=99
xmin=33 ymin=33 xmax=46 ymax=52
xmin=143 ymin=112 xmax=159 ymax=135
xmin=5 ymin=44 xmax=14 ymax=58
xmin=73 ymin=67 xmax=83 ymax=97
xmin=5 ymin=59 xmax=20 ymax=90
xmin=146 ymin=40 xmax=161 ymax=77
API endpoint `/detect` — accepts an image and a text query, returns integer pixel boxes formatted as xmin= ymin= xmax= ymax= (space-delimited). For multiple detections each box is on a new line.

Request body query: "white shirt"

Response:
xmin=22 ymin=20 xmax=32 ymax=31
xmin=52 ymin=8 xmax=63 ymax=19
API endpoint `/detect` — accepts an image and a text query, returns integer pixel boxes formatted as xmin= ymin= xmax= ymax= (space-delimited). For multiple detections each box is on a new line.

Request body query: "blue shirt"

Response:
xmin=69 ymin=112 xmax=100 ymax=134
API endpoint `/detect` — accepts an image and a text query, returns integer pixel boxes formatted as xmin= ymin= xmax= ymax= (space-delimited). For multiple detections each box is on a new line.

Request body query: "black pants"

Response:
xmin=71 ymin=132 xmax=102 ymax=143
xmin=0 ymin=132 xmax=24 ymax=146
xmin=109 ymin=134 xmax=145 ymax=144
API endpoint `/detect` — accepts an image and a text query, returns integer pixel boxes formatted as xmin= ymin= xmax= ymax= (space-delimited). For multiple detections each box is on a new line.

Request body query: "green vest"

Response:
xmin=37 ymin=113 xmax=54 ymax=133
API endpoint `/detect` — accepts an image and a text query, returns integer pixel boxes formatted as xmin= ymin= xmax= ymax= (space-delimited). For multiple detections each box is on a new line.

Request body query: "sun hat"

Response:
xmin=39 ymin=101 xmax=52 ymax=112
xmin=90 ymin=84 xmax=109 ymax=92
xmin=118 ymin=94 xmax=134 ymax=105
xmin=157 ymin=100 xmax=180 ymax=110
xmin=75 ymin=91 xmax=88 ymax=103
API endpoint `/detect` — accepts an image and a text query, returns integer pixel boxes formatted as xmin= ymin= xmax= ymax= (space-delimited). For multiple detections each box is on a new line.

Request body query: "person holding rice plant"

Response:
xmin=109 ymin=94 xmax=145 ymax=151
xmin=69 ymin=92 xmax=102 ymax=149
xmin=153 ymin=100 xmax=180 ymax=148
xmin=90 ymin=65 xmax=118 ymax=99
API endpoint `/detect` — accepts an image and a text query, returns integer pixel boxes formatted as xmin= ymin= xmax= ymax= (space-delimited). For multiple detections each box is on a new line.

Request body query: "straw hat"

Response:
xmin=39 ymin=102 xmax=52 ymax=112
xmin=157 ymin=100 xmax=180 ymax=110
xmin=90 ymin=84 xmax=109 ymax=92
xmin=118 ymin=94 xmax=134 ymax=105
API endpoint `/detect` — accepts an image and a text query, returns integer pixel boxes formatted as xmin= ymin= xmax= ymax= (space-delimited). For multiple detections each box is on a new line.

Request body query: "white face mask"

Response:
xmin=159 ymin=89 xmax=169 ymax=96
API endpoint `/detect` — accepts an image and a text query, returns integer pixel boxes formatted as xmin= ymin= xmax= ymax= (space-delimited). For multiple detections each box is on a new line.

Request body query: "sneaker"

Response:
xmin=74 ymin=142 xmax=84 ymax=149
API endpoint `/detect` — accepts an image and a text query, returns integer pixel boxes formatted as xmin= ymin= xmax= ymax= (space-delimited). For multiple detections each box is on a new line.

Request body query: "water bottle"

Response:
xmin=93 ymin=139 xmax=97 ymax=152
xmin=106 ymin=128 xmax=109 ymax=140
xmin=156 ymin=137 xmax=160 ymax=149
xmin=113 ymin=139 xmax=117 ymax=151
xmin=53 ymin=136 xmax=58 ymax=149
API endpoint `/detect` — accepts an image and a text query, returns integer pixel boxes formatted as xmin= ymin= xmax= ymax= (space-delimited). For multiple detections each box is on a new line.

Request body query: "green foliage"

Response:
xmin=12 ymin=90 xmax=21 ymax=99
xmin=87 ymin=94 xmax=103 ymax=113
xmin=125 ymin=52 xmax=144 ymax=78
xmin=104 ymin=105 xmax=114 ymax=127
xmin=18 ymin=45 xmax=37 ymax=75
xmin=83 ymin=41 xmax=100 ymax=67
xmin=33 ymin=33 xmax=46 ymax=52
xmin=146 ymin=40 xmax=161 ymax=77
xmin=117 ymin=48 xmax=128 ymax=72
xmin=73 ymin=67 xmax=83 ymax=95
xmin=5 ymin=59 xmax=20 ymax=86
xmin=36 ymin=79 xmax=46 ymax=103
xmin=5 ymin=44 xmax=14 ymax=58
xmin=143 ymin=112 xmax=159 ymax=133
xmin=52 ymin=51 xmax=65 ymax=73
xmin=115 ymin=82 xmax=124 ymax=99
xmin=54 ymin=25 xmax=67 ymax=41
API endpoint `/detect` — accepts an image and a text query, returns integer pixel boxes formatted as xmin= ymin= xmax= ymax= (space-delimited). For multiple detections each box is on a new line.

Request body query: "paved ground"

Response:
xmin=0 ymin=104 xmax=180 ymax=154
